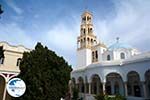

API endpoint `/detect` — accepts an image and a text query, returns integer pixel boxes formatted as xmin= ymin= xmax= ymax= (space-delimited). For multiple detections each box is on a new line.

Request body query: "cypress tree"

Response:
xmin=13 ymin=42 xmax=72 ymax=100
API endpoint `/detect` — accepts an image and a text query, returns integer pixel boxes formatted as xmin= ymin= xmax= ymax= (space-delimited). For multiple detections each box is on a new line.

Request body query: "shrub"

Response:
xmin=72 ymin=87 xmax=79 ymax=100
xmin=94 ymin=93 xmax=105 ymax=100
xmin=95 ymin=94 xmax=126 ymax=100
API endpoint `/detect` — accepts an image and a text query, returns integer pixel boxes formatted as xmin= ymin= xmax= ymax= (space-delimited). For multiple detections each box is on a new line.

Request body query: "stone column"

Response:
xmin=124 ymin=82 xmax=128 ymax=97
xmin=3 ymin=75 xmax=9 ymax=100
xmin=2 ymin=83 xmax=7 ymax=100
xmin=102 ymin=82 xmax=106 ymax=94
xmin=89 ymin=83 xmax=91 ymax=94
xmin=141 ymin=81 xmax=147 ymax=98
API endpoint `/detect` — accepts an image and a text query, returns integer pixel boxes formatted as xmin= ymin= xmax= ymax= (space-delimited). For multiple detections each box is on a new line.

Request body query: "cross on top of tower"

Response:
xmin=116 ymin=37 xmax=120 ymax=43
xmin=84 ymin=0 xmax=89 ymax=12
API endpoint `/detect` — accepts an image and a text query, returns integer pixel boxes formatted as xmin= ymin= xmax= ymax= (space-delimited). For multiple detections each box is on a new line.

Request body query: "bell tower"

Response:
xmin=77 ymin=11 xmax=98 ymax=68
xmin=77 ymin=11 xmax=98 ymax=50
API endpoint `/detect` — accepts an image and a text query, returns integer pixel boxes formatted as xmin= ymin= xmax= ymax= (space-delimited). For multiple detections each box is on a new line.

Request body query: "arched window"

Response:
xmin=0 ymin=57 xmax=4 ymax=64
xmin=91 ymin=39 xmax=93 ymax=46
xmin=92 ymin=51 xmax=94 ymax=62
xmin=120 ymin=53 xmax=125 ymax=59
xmin=127 ymin=71 xmax=141 ymax=97
xmin=0 ymin=46 xmax=4 ymax=64
xmin=83 ymin=29 xmax=86 ymax=34
xmin=95 ymin=51 xmax=98 ymax=61
xmin=81 ymin=28 xmax=83 ymax=34
xmin=114 ymin=81 xmax=119 ymax=94
xmin=107 ymin=55 xmax=111 ymax=61
xmin=90 ymin=28 xmax=92 ymax=33
xmin=87 ymin=38 xmax=90 ymax=44
xmin=82 ymin=17 xmax=86 ymax=21
xmin=16 ymin=58 xmax=22 ymax=66
xmin=78 ymin=77 xmax=84 ymax=93
xmin=93 ymin=40 xmax=97 ymax=45
xmin=87 ymin=16 xmax=90 ymax=21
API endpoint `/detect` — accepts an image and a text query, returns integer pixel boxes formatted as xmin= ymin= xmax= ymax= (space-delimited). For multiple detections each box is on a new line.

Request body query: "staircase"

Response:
xmin=79 ymin=93 xmax=95 ymax=100
xmin=126 ymin=96 xmax=147 ymax=100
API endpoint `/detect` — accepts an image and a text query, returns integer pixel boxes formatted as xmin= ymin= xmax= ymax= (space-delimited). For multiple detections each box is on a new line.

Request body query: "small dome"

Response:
xmin=108 ymin=38 xmax=132 ymax=50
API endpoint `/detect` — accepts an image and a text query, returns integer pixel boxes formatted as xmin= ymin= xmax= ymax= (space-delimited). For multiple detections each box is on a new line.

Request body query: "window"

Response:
xmin=81 ymin=28 xmax=83 ymax=34
xmin=0 ymin=57 xmax=4 ymax=64
xmin=83 ymin=29 xmax=86 ymax=34
xmin=107 ymin=55 xmax=111 ymax=61
xmin=83 ymin=38 xmax=86 ymax=42
xmin=120 ymin=53 xmax=125 ymax=59
xmin=87 ymin=38 xmax=89 ymax=44
xmin=90 ymin=28 xmax=92 ymax=33
xmin=16 ymin=58 xmax=22 ymax=66
xmin=92 ymin=51 xmax=98 ymax=62
xmin=0 ymin=46 xmax=4 ymax=64
xmin=95 ymin=51 xmax=98 ymax=61
xmin=92 ymin=51 xmax=94 ymax=62
xmin=82 ymin=17 xmax=86 ymax=22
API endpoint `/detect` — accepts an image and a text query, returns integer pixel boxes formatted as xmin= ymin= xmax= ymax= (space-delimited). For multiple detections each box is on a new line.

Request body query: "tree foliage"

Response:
xmin=13 ymin=42 xmax=72 ymax=100
xmin=95 ymin=94 xmax=126 ymax=100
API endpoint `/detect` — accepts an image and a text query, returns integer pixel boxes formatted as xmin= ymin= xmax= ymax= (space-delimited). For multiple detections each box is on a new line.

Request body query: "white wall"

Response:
xmin=98 ymin=47 xmax=107 ymax=62
xmin=0 ymin=42 xmax=30 ymax=73
xmin=72 ymin=59 xmax=150 ymax=84
xmin=102 ymin=50 xmax=114 ymax=61
xmin=102 ymin=48 xmax=140 ymax=61
xmin=77 ymin=48 xmax=92 ymax=68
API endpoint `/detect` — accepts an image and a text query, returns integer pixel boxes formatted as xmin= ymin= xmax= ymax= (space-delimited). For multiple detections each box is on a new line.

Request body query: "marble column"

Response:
xmin=124 ymin=82 xmax=128 ymax=97
xmin=2 ymin=83 xmax=7 ymax=100
xmin=3 ymin=75 xmax=9 ymax=100
xmin=89 ymin=83 xmax=91 ymax=94
xmin=102 ymin=82 xmax=106 ymax=94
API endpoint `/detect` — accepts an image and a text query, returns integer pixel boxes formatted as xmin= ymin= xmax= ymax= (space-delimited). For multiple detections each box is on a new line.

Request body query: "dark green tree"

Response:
xmin=13 ymin=42 xmax=72 ymax=100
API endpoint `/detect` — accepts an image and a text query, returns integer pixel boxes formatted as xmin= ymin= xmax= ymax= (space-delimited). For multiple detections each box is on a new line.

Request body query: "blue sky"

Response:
xmin=0 ymin=0 xmax=150 ymax=68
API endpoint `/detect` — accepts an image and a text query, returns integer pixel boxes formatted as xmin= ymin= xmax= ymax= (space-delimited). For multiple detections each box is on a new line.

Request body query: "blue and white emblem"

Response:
xmin=6 ymin=78 xmax=26 ymax=97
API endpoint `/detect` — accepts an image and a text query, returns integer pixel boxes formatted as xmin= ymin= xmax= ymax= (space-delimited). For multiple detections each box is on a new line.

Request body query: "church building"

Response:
xmin=71 ymin=11 xmax=150 ymax=100
xmin=0 ymin=42 xmax=30 ymax=100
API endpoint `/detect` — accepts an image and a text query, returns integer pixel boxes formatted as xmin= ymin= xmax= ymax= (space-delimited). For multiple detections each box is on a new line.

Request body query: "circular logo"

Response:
xmin=6 ymin=78 xmax=26 ymax=97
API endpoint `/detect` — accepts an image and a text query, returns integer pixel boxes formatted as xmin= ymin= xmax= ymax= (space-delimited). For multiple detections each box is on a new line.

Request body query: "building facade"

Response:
xmin=0 ymin=41 xmax=30 ymax=100
xmin=71 ymin=11 xmax=150 ymax=100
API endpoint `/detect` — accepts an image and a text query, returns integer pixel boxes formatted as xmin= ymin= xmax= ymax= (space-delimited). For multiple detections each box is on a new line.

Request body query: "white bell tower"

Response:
xmin=77 ymin=11 xmax=98 ymax=68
